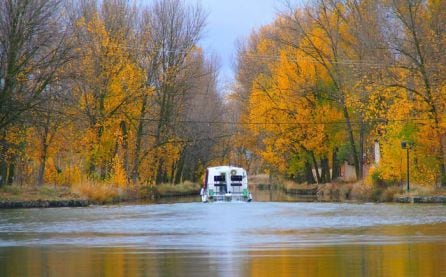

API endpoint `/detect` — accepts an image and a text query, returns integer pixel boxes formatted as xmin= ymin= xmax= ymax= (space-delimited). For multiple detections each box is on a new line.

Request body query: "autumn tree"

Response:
xmin=131 ymin=0 xmax=207 ymax=184
xmin=382 ymin=0 xmax=446 ymax=185
xmin=69 ymin=0 xmax=144 ymax=181
xmin=235 ymin=0 xmax=446 ymax=188
xmin=0 ymin=0 xmax=71 ymax=186
xmin=175 ymin=53 xmax=225 ymax=183
xmin=230 ymin=26 xmax=282 ymax=176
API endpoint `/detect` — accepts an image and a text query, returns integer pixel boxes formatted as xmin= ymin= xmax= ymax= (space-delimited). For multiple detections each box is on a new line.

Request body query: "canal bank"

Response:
xmin=0 ymin=182 xmax=202 ymax=208
xmin=0 ymin=199 xmax=90 ymax=208
xmin=251 ymin=180 xmax=446 ymax=204
xmin=1 ymin=180 xmax=445 ymax=208
xmin=396 ymin=196 xmax=446 ymax=203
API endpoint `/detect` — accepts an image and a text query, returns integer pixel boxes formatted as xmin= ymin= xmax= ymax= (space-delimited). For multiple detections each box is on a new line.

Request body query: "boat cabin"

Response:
xmin=201 ymin=166 xmax=252 ymax=202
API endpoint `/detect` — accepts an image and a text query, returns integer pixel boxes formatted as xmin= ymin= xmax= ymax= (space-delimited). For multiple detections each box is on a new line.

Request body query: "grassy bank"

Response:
xmin=250 ymin=175 xmax=319 ymax=196
xmin=0 ymin=185 xmax=89 ymax=208
xmin=317 ymin=182 xmax=446 ymax=202
xmin=155 ymin=182 xmax=201 ymax=197
xmin=0 ymin=182 xmax=201 ymax=208
xmin=0 ymin=185 xmax=84 ymax=202
xmin=2 ymin=178 xmax=443 ymax=207
xmin=73 ymin=181 xmax=201 ymax=203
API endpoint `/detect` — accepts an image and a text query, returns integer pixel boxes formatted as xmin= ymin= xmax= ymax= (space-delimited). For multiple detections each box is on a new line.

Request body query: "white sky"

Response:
xmin=195 ymin=0 xmax=280 ymax=89
xmin=139 ymin=0 xmax=281 ymax=89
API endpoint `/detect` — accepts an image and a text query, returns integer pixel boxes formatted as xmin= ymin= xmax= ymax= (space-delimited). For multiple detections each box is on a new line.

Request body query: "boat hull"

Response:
xmin=201 ymin=189 xmax=252 ymax=203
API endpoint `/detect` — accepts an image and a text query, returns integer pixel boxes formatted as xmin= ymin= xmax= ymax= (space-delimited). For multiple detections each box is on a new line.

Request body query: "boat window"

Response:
xmin=214 ymin=175 xmax=225 ymax=182
xmin=230 ymin=175 xmax=243 ymax=181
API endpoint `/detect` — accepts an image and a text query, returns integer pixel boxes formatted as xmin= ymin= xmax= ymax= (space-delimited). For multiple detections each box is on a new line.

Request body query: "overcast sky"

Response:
xmin=196 ymin=0 xmax=280 ymax=89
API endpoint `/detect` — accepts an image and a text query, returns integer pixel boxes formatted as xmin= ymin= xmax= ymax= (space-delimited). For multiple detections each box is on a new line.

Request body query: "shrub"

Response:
xmin=0 ymin=185 xmax=22 ymax=195
xmin=73 ymin=181 xmax=121 ymax=203
xmin=139 ymin=185 xmax=159 ymax=199
xmin=380 ymin=186 xmax=403 ymax=202
xmin=39 ymin=186 xmax=59 ymax=197
xmin=350 ymin=182 xmax=373 ymax=201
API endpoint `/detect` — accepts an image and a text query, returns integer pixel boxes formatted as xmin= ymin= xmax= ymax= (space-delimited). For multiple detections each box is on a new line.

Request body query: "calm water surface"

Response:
xmin=0 ymin=195 xmax=445 ymax=276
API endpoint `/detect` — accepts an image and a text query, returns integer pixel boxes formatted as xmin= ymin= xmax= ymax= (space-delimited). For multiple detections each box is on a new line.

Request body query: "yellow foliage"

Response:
xmin=72 ymin=12 xmax=145 ymax=178
xmin=110 ymin=156 xmax=127 ymax=188
xmin=244 ymin=33 xmax=345 ymax=175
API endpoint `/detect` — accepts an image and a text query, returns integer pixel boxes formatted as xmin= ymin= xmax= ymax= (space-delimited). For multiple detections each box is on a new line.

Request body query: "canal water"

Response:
xmin=0 ymin=196 xmax=445 ymax=276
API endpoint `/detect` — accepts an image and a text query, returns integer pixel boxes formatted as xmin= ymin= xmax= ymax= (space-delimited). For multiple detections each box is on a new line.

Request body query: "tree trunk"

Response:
xmin=120 ymin=120 xmax=129 ymax=181
xmin=343 ymin=106 xmax=360 ymax=180
xmin=88 ymin=125 xmax=104 ymax=178
xmin=305 ymin=160 xmax=316 ymax=184
xmin=37 ymin=134 xmax=49 ymax=186
xmin=320 ymin=156 xmax=330 ymax=183
xmin=97 ymin=93 xmax=106 ymax=179
xmin=359 ymin=121 xmax=365 ymax=179
xmin=174 ymin=151 xmax=186 ymax=184
xmin=0 ymin=160 xmax=7 ymax=186
xmin=6 ymin=163 xmax=14 ymax=185
xmin=170 ymin=160 xmax=176 ymax=184
xmin=155 ymin=158 xmax=165 ymax=184
xmin=37 ymin=109 xmax=53 ymax=186
xmin=310 ymin=152 xmax=321 ymax=183
xmin=132 ymin=95 xmax=148 ymax=184
xmin=332 ymin=147 xmax=340 ymax=180
xmin=438 ymin=134 xmax=446 ymax=186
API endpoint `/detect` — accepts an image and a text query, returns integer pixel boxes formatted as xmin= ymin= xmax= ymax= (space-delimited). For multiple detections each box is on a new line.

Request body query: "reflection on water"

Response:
xmin=253 ymin=188 xmax=319 ymax=202
xmin=1 ymin=242 xmax=445 ymax=276
xmin=0 ymin=199 xmax=445 ymax=276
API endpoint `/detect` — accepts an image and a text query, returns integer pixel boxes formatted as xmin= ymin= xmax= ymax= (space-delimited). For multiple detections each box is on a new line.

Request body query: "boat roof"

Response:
xmin=207 ymin=166 xmax=245 ymax=171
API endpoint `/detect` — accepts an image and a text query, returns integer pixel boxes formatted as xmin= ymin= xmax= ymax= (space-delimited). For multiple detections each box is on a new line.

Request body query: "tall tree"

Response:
xmin=132 ymin=0 xmax=206 ymax=184
xmin=384 ymin=0 xmax=446 ymax=185
xmin=0 ymin=0 xmax=71 ymax=185
xmin=70 ymin=1 xmax=144 ymax=180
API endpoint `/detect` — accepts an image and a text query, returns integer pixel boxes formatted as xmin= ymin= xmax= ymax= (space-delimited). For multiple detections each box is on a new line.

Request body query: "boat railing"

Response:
xmin=211 ymin=193 xmax=246 ymax=201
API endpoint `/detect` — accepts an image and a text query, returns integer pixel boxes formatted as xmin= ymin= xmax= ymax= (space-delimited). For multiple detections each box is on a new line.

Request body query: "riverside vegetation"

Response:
xmin=0 ymin=0 xmax=228 ymax=199
xmin=1 ymin=0 xmax=446 ymax=204
xmin=250 ymin=175 xmax=446 ymax=203
xmin=0 ymin=182 xmax=201 ymax=207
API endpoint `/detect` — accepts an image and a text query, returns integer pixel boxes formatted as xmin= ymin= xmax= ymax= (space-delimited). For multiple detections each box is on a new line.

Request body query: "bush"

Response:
xmin=139 ymin=185 xmax=159 ymax=199
xmin=0 ymin=185 xmax=23 ymax=195
xmin=317 ymin=183 xmax=354 ymax=201
xmin=371 ymin=170 xmax=385 ymax=187
xmin=350 ymin=182 xmax=373 ymax=201
xmin=366 ymin=185 xmax=403 ymax=202
xmin=366 ymin=166 xmax=400 ymax=188
xmin=0 ymin=185 xmax=22 ymax=195
xmin=73 ymin=181 xmax=121 ymax=203
xmin=380 ymin=186 xmax=403 ymax=202
xmin=40 ymin=186 xmax=59 ymax=197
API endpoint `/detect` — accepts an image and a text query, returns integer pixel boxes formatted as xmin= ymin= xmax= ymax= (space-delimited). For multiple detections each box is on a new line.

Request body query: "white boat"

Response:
xmin=200 ymin=166 xmax=252 ymax=202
